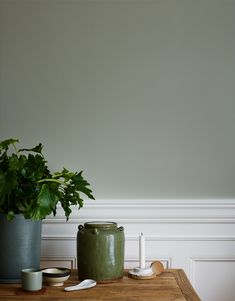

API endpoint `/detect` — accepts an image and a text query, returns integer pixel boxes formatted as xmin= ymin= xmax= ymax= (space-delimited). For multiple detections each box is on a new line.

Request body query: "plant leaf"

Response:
xmin=0 ymin=138 xmax=18 ymax=153
xmin=0 ymin=138 xmax=95 ymax=221
xmin=72 ymin=171 xmax=95 ymax=200
xmin=6 ymin=211 xmax=15 ymax=221
xmin=19 ymin=143 xmax=43 ymax=154
xmin=30 ymin=184 xmax=58 ymax=220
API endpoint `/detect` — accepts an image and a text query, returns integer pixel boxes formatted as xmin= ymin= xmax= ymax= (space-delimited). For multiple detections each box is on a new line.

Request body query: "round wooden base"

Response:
xmin=128 ymin=261 xmax=164 ymax=280
xmin=128 ymin=271 xmax=156 ymax=280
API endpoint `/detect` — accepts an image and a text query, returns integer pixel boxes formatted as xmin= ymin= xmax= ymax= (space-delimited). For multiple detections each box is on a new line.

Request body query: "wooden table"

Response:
xmin=0 ymin=269 xmax=201 ymax=301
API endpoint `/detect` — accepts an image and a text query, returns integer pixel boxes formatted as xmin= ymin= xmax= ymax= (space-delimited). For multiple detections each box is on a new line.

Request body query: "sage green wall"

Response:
xmin=1 ymin=0 xmax=235 ymax=199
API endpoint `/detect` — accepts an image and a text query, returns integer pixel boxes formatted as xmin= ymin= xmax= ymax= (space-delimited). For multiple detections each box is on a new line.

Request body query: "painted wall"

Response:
xmin=1 ymin=0 xmax=235 ymax=199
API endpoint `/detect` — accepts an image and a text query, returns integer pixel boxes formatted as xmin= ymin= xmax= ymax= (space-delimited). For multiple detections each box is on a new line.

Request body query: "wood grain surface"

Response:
xmin=0 ymin=269 xmax=201 ymax=301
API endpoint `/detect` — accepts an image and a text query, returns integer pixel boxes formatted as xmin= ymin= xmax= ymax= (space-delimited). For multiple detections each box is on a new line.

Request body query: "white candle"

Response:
xmin=139 ymin=232 xmax=145 ymax=269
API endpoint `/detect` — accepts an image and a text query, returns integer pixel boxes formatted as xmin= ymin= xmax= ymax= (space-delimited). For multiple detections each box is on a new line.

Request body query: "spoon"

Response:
xmin=64 ymin=279 xmax=97 ymax=292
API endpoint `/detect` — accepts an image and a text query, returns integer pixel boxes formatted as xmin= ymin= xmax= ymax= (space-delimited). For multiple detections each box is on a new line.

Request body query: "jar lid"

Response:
xmin=84 ymin=221 xmax=117 ymax=229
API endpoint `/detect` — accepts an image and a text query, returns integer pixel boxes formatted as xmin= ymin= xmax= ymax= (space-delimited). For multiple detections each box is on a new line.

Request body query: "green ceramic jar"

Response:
xmin=77 ymin=221 xmax=124 ymax=283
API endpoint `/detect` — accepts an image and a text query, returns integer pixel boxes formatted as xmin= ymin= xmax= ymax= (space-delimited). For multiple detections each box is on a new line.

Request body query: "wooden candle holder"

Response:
xmin=128 ymin=261 xmax=164 ymax=280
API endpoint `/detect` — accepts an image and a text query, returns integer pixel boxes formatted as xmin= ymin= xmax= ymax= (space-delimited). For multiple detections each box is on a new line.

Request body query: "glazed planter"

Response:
xmin=77 ymin=221 xmax=125 ymax=283
xmin=0 ymin=214 xmax=42 ymax=283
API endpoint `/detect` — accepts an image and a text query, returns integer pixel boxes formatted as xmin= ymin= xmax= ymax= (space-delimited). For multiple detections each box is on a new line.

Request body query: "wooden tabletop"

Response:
xmin=0 ymin=269 xmax=201 ymax=301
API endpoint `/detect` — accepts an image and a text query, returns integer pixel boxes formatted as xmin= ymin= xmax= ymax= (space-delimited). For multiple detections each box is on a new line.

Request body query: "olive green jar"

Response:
xmin=77 ymin=221 xmax=124 ymax=283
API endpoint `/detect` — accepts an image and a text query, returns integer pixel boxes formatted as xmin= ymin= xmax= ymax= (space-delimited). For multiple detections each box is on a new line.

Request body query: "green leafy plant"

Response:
xmin=0 ymin=138 xmax=95 ymax=221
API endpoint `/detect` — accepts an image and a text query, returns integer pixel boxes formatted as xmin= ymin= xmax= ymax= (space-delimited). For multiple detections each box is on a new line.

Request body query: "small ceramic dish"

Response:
xmin=42 ymin=268 xmax=71 ymax=286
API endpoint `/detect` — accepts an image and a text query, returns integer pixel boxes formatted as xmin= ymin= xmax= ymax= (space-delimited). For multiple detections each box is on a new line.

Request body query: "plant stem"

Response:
xmin=38 ymin=178 xmax=63 ymax=184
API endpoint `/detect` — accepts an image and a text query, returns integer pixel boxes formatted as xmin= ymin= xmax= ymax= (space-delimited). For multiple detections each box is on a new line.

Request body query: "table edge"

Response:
xmin=166 ymin=269 xmax=201 ymax=301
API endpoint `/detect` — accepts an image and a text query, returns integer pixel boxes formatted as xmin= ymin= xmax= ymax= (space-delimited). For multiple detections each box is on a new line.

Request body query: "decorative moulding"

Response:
xmin=40 ymin=256 xmax=76 ymax=269
xmin=41 ymin=235 xmax=235 ymax=242
xmin=43 ymin=199 xmax=235 ymax=224
xmin=189 ymin=257 xmax=235 ymax=285
xmin=40 ymin=256 xmax=171 ymax=270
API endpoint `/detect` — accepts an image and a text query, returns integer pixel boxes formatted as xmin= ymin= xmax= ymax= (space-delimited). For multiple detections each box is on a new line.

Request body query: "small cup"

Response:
xmin=21 ymin=268 xmax=42 ymax=291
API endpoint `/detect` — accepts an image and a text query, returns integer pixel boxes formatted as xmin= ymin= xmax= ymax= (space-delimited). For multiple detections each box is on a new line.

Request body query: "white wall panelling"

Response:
xmin=42 ymin=199 xmax=235 ymax=301
xmin=190 ymin=258 xmax=235 ymax=301
xmin=40 ymin=256 xmax=76 ymax=270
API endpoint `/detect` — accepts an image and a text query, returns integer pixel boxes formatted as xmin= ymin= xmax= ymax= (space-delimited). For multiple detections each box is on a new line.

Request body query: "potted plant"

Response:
xmin=0 ymin=138 xmax=95 ymax=283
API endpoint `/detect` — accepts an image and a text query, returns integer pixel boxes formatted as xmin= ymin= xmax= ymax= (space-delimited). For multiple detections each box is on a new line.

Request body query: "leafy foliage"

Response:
xmin=0 ymin=139 xmax=95 ymax=221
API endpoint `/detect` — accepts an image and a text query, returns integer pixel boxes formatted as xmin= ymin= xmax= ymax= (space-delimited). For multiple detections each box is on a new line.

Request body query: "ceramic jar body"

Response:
xmin=77 ymin=221 xmax=124 ymax=283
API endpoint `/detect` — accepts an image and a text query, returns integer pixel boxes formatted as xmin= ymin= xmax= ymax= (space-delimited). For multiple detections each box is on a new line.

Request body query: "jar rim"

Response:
xmin=84 ymin=221 xmax=117 ymax=229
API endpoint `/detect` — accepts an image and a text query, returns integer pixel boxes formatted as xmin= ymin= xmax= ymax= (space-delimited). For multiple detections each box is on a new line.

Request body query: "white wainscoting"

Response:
xmin=41 ymin=199 xmax=235 ymax=301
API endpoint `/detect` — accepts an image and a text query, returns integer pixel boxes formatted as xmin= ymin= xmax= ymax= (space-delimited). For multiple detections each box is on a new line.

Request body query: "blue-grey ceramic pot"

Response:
xmin=0 ymin=214 xmax=42 ymax=283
